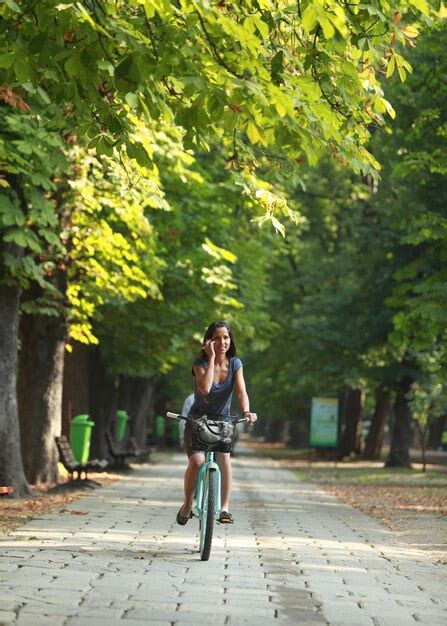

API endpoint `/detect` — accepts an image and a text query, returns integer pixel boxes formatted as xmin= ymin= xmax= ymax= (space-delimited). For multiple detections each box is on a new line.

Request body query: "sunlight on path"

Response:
xmin=0 ymin=451 xmax=445 ymax=625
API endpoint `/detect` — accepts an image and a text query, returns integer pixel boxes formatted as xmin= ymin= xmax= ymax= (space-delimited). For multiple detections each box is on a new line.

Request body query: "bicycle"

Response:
xmin=166 ymin=411 xmax=247 ymax=561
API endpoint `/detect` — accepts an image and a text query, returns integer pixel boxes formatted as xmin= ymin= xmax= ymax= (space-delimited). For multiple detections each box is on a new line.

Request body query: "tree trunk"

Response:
xmin=265 ymin=420 xmax=285 ymax=443
xmin=252 ymin=417 xmax=267 ymax=438
xmin=0 ymin=283 xmax=31 ymax=496
xmin=428 ymin=414 xmax=446 ymax=449
xmin=89 ymin=347 xmax=117 ymax=460
xmin=338 ymin=388 xmax=363 ymax=458
xmin=289 ymin=411 xmax=310 ymax=448
xmin=417 ymin=422 xmax=427 ymax=473
xmin=62 ymin=342 xmax=90 ymax=437
xmin=132 ymin=378 xmax=155 ymax=444
xmin=118 ymin=376 xmax=155 ymax=444
xmin=363 ymin=389 xmax=392 ymax=460
xmin=385 ymin=376 xmax=413 ymax=468
xmin=18 ymin=313 xmax=67 ymax=484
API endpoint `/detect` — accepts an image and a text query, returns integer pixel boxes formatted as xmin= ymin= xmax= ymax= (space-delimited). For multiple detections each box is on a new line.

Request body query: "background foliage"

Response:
xmin=0 ymin=2 xmax=445 ymax=491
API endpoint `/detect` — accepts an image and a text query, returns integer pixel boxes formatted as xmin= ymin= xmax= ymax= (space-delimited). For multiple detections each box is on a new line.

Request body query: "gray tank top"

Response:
xmin=189 ymin=356 xmax=243 ymax=420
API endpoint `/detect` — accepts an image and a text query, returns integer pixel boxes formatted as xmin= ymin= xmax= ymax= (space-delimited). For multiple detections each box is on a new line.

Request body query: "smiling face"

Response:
xmin=202 ymin=321 xmax=237 ymax=359
xmin=211 ymin=327 xmax=231 ymax=355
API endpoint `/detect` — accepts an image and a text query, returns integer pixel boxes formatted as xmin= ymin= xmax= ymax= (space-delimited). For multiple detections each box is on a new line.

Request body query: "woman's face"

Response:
xmin=211 ymin=327 xmax=231 ymax=355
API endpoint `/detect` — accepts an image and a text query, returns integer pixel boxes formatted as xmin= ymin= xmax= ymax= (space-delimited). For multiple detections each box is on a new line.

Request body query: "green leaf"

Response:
xmin=302 ymin=5 xmax=318 ymax=34
xmin=408 ymin=0 xmax=430 ymax=15
xmin=3 ymin=0 xmax=20 ymax=11
xmin=319 ymin=15 xmax=335 ymax=40
xmin=125 ymin=92 xmax=139 ymax=108
xmin=39 ymin=230 xmax=61 ymax=246
xmin=202 ymin=238 xmax=237 ymax=263
xmin=0 ymin=52 xmax=16 ymax=68
xmin=246 ymin=121 xmax=262 ymax=144
xmin=24 ymin=231 xmax=42 ymax=253
xmin=3 ymin=229 xmax=28 ymax=248
xmin=126 ymin=141 xmax=152 ymax=167
xmin=88 ymin=136 xmax=101 ymax=150
xmin=14 ymin=58 xmax=31 ymax=82
xmin=28 ymin=34 xmax=48 ymax=54
xmin=397 ymin=64 xmax=406 ymax=82
xmin=36 ymin=86 xmax=51 ymax=104
xmin=386 ymin=56 xmax=395 ymax=78
xmin=96 ymin=136 xmax=114 ymax=157
xmin=271 ymin=51 xmax=283 ymax=84
xmin=270 ymin=216 xmax=285 ymax=237
xmin=64 ymin=54 xmax=83 ymax=77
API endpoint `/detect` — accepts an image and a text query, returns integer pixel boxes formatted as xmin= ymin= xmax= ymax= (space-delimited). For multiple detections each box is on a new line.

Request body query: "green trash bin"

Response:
xmin=155 ymin=415 xmax=165 ymax=439
xmin=70 ymin=414 xmax=95 ymax=463
xmin=170 ymin=419 xmax=180 ymax=444
xmin=116 ymin=410 xmax=130 ymax=442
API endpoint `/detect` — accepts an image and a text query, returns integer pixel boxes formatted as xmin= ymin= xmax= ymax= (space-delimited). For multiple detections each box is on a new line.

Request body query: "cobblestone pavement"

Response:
xmin=0 ymin=452 xmax=445 ymax=626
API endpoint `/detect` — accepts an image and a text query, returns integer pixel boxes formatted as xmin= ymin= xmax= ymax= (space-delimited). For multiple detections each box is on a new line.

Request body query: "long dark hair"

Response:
xmin=201 ymin=321 xmax=237 ymax=360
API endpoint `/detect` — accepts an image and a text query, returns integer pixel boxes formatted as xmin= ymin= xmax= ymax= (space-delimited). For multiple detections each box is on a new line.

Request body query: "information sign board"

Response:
xmin=310 ymin=397 xmax=339 ymax=448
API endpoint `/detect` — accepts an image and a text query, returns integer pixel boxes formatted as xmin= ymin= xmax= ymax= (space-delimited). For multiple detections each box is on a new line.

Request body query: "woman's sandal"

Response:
xmin=176 ymin=506 xmax=193 ymax=526
xmin=218 ymin=510 xmax=233 ymax=524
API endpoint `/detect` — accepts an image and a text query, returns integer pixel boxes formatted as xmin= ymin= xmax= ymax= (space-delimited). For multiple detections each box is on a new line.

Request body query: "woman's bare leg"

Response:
xmin=180 ymin=453 xmax=205 ymax=516
xmin=216 ymin=452 xmax=232 ymax=511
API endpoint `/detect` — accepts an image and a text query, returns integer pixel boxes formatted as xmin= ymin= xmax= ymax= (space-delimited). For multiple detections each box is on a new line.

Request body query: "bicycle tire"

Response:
xmin=200 ymin=468 xmax=217 ymax=561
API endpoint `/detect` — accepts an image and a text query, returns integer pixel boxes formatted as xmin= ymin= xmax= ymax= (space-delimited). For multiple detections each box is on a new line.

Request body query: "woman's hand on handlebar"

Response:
xmin=243 ymin=411 xmax=257 ymax=425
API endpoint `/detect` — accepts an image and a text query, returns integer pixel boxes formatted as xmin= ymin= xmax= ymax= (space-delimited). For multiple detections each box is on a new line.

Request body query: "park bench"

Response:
xmin=55 ymin=436 xmax=108 ymax=488
xmin=129 ymin=436 xmax=154 ymax=462
xmin=105 ymin=430 xmax=138 ymax=468
xmin=0 ymin=486 xmax=14 ymax=497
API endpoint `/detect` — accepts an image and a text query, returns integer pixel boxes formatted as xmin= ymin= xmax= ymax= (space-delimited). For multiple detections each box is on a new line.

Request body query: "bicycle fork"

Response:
xmin=196 ymin=456 xmax=221 ymax=518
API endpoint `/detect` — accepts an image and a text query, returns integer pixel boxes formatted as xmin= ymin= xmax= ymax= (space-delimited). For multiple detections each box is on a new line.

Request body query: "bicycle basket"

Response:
xmin=190 ymin=417 xmax=234 ymax=450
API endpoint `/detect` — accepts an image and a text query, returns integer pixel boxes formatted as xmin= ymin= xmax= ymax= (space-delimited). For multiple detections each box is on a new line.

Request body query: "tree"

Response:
xmin=17 ymin=144 xmax=163 ymax=483
xmin=407 ymin=349 xmax=447 ymax=471
xmin=373 ymin=23 xmax=447 ymax=466
xmin=0 ymin=109 xmax=67 ymax=494
xmin=245 ymin=21 xmax=447 ymax=464
xmin=90 ymin=139 xmax=278 ymax=443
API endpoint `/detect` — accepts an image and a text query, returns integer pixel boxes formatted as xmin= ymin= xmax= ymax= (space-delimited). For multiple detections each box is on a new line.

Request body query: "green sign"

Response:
xmin=310 ymin=397 xmax=339 ymax=448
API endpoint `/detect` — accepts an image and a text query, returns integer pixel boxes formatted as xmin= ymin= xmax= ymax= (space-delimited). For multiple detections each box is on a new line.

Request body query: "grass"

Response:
xmin=251 ymin=447 xmax=311 ymax=460
xmin=294 ymin=466 xmax=447 ymax=487
xmin=248 ymin=443 xmax=447 ymax=487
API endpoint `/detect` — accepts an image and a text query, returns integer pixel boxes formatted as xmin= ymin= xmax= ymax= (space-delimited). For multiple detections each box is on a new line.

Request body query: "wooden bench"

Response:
xmin=129 ymin=436 xmax=154 ymax=462
xmin=0 ymin=486 xmax=14 ymax=497
xmin=55 ymin=436 xmax=108 ymax=488
xmin=106 ymin=431 xmax=138 ymax=469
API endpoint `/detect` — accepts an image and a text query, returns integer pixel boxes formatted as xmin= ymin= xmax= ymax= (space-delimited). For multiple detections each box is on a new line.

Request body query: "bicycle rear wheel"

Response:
xmin=200 ymin=468 xmax=217 ymax=561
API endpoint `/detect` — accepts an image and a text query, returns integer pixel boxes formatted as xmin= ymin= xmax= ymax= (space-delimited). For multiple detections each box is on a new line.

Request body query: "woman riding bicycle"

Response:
xmin=177 ymin=321 xmax=257 ymax=525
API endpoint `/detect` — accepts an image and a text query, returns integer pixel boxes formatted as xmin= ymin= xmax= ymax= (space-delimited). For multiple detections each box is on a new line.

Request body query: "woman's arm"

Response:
xmin=193 ymin=340 xmax=215 ymax=395
xmin=234 ymin=367 xmax=257 ymax=424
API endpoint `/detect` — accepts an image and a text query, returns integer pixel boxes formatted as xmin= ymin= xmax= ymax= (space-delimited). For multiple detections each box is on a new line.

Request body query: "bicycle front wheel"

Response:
xmin=200 ymin=468 xmax=217 ymax=561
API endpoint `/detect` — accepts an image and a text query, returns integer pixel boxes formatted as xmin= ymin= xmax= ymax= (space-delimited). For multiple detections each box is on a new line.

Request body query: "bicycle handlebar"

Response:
xmin=166 ymin=411 xmax=248 ymax=424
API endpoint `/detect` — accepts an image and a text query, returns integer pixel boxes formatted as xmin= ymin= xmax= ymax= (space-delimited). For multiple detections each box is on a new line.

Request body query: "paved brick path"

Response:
xmin=0 ymin=452 xmax=445 ymax=625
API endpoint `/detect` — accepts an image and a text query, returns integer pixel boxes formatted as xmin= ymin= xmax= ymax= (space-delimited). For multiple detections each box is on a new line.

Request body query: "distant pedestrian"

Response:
xmin=179 ymin=393 xmax=195 ymax=448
